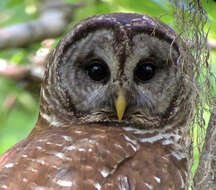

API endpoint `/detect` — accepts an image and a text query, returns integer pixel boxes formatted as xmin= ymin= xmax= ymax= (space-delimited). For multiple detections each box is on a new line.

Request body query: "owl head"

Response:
xmin=39 ymin=13 xmax=195 ymax=129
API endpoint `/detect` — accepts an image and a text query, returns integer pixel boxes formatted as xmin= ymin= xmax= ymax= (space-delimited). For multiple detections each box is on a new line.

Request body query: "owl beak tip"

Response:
xmin=114 ymin=89 xmax=127 ymax=121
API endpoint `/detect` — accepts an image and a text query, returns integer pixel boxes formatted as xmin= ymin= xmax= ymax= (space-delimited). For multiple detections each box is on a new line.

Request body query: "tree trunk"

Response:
xmin=193 ymin=103 xmax=216 ymax=189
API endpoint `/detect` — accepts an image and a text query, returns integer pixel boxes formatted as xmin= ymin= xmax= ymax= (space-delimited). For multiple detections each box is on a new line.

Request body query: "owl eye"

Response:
xmin=86 ymin=59 xmax=110 ymax=82
xmin=134 ymin=61 xmax=155 ymax=82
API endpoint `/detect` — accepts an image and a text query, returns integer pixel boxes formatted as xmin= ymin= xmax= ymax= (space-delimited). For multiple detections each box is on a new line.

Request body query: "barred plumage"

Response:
xmin=0 ymin=13 xmax=195 ymax=190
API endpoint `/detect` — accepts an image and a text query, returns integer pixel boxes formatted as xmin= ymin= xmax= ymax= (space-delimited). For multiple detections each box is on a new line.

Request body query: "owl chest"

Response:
xmin=0 ymin=126 xmax=186 ymax=190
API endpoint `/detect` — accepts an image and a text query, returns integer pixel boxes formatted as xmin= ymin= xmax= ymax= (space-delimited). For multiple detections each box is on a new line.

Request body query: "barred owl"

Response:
xmin=0 ymin=13 xmax=194 ymax=190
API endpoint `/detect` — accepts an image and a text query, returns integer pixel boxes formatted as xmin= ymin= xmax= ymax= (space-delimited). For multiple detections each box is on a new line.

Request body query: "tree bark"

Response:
xmin=193 ymin=102 xmax=216 ymax=189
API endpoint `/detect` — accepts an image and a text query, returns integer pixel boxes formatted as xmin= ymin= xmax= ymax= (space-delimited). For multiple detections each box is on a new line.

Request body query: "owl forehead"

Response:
xmin=60 ymin=13 xmax=180 ymax=55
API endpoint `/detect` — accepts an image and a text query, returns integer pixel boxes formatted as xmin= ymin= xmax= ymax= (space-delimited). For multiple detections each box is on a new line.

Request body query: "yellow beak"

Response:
xmin=114 ymin=89 xmax=127 ymax=120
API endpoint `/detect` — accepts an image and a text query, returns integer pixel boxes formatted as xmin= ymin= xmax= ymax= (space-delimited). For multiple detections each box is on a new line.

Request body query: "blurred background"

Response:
xmin=0 ymin=0 xmax=215 ymax=159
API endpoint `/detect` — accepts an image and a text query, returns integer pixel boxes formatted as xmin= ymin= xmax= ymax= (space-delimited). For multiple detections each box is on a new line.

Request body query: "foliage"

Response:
xmin=0 ymin=0 xmax=215 ymax=162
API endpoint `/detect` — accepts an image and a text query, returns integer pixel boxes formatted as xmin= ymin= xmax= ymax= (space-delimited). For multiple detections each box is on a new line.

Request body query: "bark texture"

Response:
xmin=193 ymin=103 xmax=216 ymax=190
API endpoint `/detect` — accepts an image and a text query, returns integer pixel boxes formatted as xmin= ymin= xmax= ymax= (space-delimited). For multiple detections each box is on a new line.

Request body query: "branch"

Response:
xmin=0 ymin=59 xmax=44 ymax=81
xmin=0 ymin=0 xmax=84 ymax=50
xmin=0 ymin=39 xmax=54 ymax=81
xmin=193 ymin=102 xmax=216 ymax=189
xmin=0 ymin=59 xmax=30 ymax=80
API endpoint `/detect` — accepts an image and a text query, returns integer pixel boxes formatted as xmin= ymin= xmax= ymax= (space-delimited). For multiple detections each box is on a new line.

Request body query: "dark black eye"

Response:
xmin=86 ymin=60 xmax=109 ymax=82
xmin=134 ymin=62 xmax=155 ymax=82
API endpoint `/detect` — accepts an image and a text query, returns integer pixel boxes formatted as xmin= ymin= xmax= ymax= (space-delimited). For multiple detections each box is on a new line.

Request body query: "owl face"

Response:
xmin=41 ymin=13 xmax=192 ymax=127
